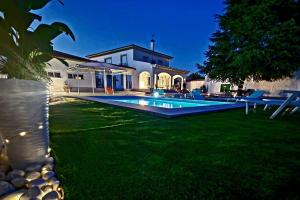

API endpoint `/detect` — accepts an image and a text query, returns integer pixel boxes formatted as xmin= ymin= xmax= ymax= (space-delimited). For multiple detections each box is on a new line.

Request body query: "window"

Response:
xmin=95 ymin=72 xmax=104 ymax=88
xmin=76 ymin=75 xmax=84 ymax=80
xmin=126 ymin=75 xmax=132 ymax=89
xmin=220 ymin=84 xmax=231 ymax=93
xmin=48 ymin=72 xmax=54 ymax=77
xmin=158 ymin=60 xmax=163 ymax=65
xmin=48 ymin=72 xmax=61 ymax=78
xmin=54 ymin=72 xmax=61 ymax=78
xmin=120 ymin=54 xmax=128 ymax=66
xmin=68 ymin=74 xmax=84 ymax=80
xmin=104 ymin=57 xmax=112 ymax=64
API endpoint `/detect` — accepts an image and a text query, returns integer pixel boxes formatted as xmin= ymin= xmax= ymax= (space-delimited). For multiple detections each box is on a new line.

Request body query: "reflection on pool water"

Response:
xmin=113 ymin=98 xmax=231 ymax=109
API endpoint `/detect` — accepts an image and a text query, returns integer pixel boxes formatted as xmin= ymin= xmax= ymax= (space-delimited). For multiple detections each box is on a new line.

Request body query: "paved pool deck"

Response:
xmin=75 ymin=96 xmax=246 ymax=118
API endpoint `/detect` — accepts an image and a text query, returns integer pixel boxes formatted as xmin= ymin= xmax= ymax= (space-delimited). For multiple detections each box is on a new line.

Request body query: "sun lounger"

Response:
xmin=241 ymin=90 xmax=300 ymax=119
xmin=238 ymin=90 xmax=266 ymax=114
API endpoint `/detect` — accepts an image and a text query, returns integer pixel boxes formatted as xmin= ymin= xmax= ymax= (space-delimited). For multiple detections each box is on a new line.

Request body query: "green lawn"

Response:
xmin=49 ymin=99 xmax=300 ymax=200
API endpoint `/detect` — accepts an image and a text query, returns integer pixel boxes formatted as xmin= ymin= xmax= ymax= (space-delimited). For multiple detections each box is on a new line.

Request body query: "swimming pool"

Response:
xmin=80 ymin=96 xmax=244 ymax=117
xmin=112 ymin=98 xmax=231 ymax=109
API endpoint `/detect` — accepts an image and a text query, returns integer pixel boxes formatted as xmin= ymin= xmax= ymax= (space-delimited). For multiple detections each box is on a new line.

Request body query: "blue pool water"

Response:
xmin=111 ymin=98 xmax=232 ymax=109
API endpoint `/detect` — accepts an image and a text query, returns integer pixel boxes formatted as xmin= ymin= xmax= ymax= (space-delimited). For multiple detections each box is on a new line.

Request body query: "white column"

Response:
xmin=172 ymin=76 xmax=175 ymax=87
xmin=154 ymin=74 xmax=157 ymax=89
xmin=77 ymin=68 xmax=80 ymax=95
xmin=67 ymin=78 xmax=70 ymax=94
xmin=181 ymin=78 xmax=184 ymax=90
xmin=90 ymin=70 xmax=95 ymax=94
xmin=103 ymin=70 xmax=107 ymax=94
xmin=123 ymin=73 xmax=127 ymax=90
xmin=111 ymin=74 xmax=114 ymax=94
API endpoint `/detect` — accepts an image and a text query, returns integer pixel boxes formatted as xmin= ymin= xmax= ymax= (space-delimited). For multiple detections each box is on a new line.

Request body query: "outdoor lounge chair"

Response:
xmin=262 ymin=97 xmax=300 ymax=119
xmin=241 ymin=90 xmax=300 ymax=119
xmin=191 ymin=89 xmax=205 ymax=100
xmin=238 ymin=90 xmax=266 ymax=114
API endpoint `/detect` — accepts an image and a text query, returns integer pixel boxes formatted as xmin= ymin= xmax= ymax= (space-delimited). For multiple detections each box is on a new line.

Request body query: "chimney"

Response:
xmin=150 ymin=35 xmax=155 ymax=51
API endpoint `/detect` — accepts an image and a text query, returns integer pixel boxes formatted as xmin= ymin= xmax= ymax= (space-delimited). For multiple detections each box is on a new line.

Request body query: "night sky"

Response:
xmin=36 ymin=0 xmax=224 ymax=72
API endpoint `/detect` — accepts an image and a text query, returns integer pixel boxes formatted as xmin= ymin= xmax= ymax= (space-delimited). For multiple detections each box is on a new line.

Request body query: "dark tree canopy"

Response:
xmin=186 ymin=72 xmax=204 ymax=81
xmin=203 ymin=0 xmax=300 ymax=85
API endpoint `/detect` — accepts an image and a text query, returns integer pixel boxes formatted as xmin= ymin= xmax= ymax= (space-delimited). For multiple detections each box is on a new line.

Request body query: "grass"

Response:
xmin=49 ymin=98 xmax=300 ymax=200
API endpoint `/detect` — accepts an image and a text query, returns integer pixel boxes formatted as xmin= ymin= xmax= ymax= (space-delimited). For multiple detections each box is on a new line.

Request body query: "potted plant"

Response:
xmin=0 ymin=0 xmax=75 ymax=170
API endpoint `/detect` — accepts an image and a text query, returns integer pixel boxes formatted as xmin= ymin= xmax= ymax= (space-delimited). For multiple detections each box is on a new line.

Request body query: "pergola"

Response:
xmin=67 ymin=61 xmax=129 ymax=94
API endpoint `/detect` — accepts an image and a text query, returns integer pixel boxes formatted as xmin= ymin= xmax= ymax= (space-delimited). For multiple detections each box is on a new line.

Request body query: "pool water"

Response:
xmin=113 ymin=98 xmax=232 ymax=109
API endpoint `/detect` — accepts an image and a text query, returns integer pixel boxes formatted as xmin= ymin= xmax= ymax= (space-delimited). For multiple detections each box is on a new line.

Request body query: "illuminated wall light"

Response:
xmin=47 ymin=147 xmax=52 ymax=153
xmin=5 ymin=139 xmax=10 ymax=144
xmin=38 ymin=125 xmax=44 ymax=129
xmin=19 ymin=131 xmax=27 ymax=137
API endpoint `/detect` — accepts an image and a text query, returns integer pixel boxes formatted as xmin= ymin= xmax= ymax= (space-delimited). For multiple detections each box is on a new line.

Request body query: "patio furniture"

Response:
xmin=267 ymin=90 xmax=300 ymax=119
xmin=191 ymin=89 xmax=205 ymax=100
xmin=238 ymin=90 xmax=266 ymax=114
xmin=242 ymin=90 xmax=300 ymax=119
xmin=106 ymin=87 xmax=114 ymax=95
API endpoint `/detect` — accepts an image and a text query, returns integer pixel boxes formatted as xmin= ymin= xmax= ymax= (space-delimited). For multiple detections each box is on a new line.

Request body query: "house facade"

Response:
xmin=86 ymin=43 xmax=189 ymax=91
xmin=46 ymin=42 xmax=189 ymax=94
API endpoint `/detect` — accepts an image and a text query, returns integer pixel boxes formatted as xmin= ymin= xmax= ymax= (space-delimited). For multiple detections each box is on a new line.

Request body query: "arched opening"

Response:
xmin=157 ymin=73 xmax=171 ymax=89
xmin=173 ymin=75 xmax=184 ymax=91
xmin=139 ymin=71 xmax=151 ymax=89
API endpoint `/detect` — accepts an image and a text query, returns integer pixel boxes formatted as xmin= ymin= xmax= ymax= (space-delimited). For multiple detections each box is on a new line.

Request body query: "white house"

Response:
xmin=86 ymin=41 xmax=189 ymax=91
xmin=46 ymin=41 xmax=189 ymax=94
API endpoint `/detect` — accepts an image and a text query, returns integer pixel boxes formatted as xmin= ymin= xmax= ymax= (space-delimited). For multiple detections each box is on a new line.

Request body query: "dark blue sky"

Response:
xmin=38 ymin=0 xmax=224 ymax=72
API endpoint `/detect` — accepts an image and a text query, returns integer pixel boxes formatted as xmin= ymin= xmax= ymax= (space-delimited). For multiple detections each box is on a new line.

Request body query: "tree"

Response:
xmin=186 ymin=72 xmax=204 ymax=81
xmin=203 ymin=0 xmax=300 ymax=85
xmin=0 ymin=0 xmax=75 ymax=81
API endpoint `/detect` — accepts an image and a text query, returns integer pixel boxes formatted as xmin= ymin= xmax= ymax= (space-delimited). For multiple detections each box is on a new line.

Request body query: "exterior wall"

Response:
xmin=46 ymin=58 xmax=96 ymax=94
xmin=90 ymin=49 xmax=134 ymax=66
xmin=244 ymin=71 xmax=300 ymax=96
xmin=204 ymin=76 xmax=238 ymax=94
xmin=186 ymin=80 xmax=205 ymax=91
xmin=205 ymin=71 xmax=300 ymax=96
xmin=131 ymin=61 xmax=153 ymax=90
xmin=89 ymin=49 xmax=155 ymax=90
xmin=46 ymin=58 xmax=69 ymax=93
xmin=133 ymin=49 xmax=170 ymax=66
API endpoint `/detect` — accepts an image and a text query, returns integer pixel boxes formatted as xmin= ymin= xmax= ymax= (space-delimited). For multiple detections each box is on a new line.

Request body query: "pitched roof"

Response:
xmin=52 ymin=50 xmax=136 ymax=70
xmin=86 ymin=44 xmax=173 ymax=59
xmin=52 ymin=50 xmax=91 ymax=62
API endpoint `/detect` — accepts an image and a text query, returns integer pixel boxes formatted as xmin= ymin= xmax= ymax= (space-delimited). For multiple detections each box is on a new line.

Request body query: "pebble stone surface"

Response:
xmin=0 ymin=155 xmax=64 ymax=200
